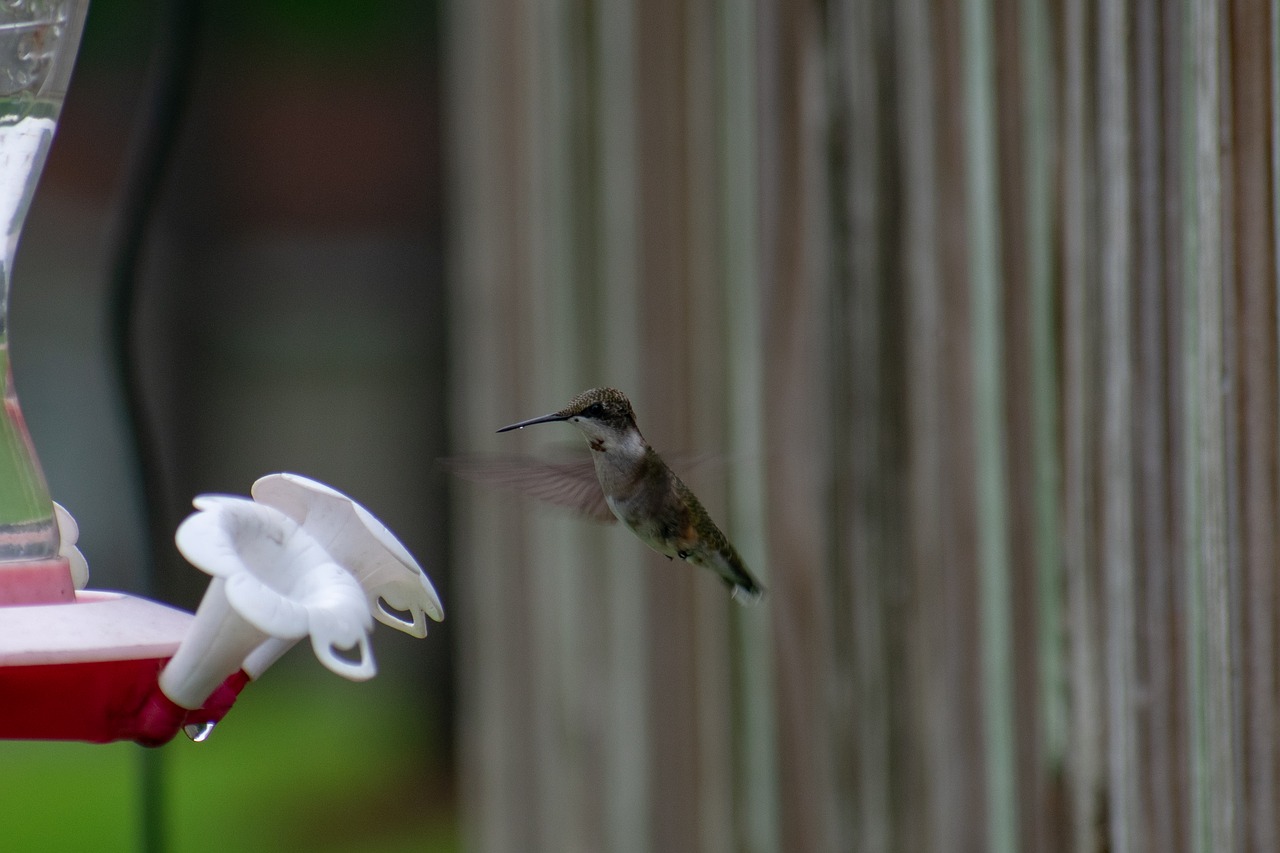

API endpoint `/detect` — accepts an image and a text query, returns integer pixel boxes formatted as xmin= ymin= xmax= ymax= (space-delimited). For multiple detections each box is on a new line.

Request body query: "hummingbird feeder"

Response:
xmin=0 ymin=0 xmax=443 ymax=746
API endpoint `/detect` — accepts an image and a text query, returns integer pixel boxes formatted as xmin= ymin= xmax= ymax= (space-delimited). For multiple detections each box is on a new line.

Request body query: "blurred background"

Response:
xmin=1 ymin=0 xmax=1278 ymax=852
xmin=1 ymin=1 xmax=453 ymax=851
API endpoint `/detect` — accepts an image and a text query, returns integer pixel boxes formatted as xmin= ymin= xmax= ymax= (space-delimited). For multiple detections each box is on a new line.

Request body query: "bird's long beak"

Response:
xmin=497 ymin=412 xmax=568 ymax=433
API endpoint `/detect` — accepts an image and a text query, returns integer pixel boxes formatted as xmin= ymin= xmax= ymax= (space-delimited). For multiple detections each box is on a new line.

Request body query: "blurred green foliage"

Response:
xmin=0 ymin=660 xmax=457 ymax=852
xmin=78 ymin=0 xmax=441 ymax=68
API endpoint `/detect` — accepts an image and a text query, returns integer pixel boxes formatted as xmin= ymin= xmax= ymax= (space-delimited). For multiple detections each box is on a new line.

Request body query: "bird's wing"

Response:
xmin=440 ymin=453 xmax=617 ymax=523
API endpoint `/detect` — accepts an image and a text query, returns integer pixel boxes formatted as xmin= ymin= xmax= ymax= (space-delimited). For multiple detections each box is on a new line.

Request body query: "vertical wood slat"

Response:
xmin=1061 ymin=1 xmax=1105 ymax=849
xmin=594 ymin=2 xmax=651 ymax=852
xmin=895 ymin=0 xmax=949 ymax=848
xmin=526 ymin=5 xmax=588 ymax=850
xmin=1098 ymin=3 xmax=1140 ymax=853
xmin=715 ymin=0 xmax=780 ymax=849
xmin=825 ymin=0 xmax=897 ymax=848
xmin=991 ymin=2 xmax=1040 ymax=843
xmin=961 ymin=0 xmax=1018 ymax=849
xmin=683 ymin=7 xmax=735 ymax=853
xmin=1185 ymin=0 xmax=1237 ymax=850
xmin=634 ymin=0 xmax=698 ymax=845
xmin=818 ymin=0 xmax=858 ymax=846
xmin=757 ymin=0 xmax=843 ymax=849
xmin=1162 ymin=4 xmax=1194 ymax=846
xmin=1134 ymin=1 xmax=1179 ymax=850
xmin=933 ymin=0 xmax=989 ymax=847
xmin=1018 ymin=0 xmax=1066 ymax=814
xmin=1229 ymin=6 xmax=1279 ymax=853
xmin=1011 ymin=0 xmax=1072 ymax=847
xmin=448 ymin=1 xmax=539 ymax=850
xmin=1268 ymin=0 xmax=1280 ymax=846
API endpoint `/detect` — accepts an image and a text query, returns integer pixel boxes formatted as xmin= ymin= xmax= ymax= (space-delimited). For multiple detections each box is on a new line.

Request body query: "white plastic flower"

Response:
xmin=53 ymin=502 xmax=88 ymax=589
xmin=157 ymin=475 xmax=442 ymax=711
xmin=250 ymin=473 xmax=444 ymax=633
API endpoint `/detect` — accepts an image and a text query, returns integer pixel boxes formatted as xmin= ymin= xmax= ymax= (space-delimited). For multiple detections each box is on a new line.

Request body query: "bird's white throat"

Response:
xmin=599 ymin=426 xmax=647 ymax=461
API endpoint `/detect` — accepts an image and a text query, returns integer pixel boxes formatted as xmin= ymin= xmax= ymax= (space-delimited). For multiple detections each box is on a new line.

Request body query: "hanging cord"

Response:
xmin=106 ymin=1 xmax=202 ymax=589
xmin=102 ymin=2 xmax=202 ymax=852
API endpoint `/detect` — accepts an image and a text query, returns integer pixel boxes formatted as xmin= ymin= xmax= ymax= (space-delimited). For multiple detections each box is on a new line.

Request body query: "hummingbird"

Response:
xmin=459 ymin=387 xmax=764 ymax=603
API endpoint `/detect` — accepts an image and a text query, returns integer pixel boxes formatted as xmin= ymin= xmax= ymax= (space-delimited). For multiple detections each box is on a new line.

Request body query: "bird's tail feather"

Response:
xmin=730 ymin=580 xmax=765 ymax=605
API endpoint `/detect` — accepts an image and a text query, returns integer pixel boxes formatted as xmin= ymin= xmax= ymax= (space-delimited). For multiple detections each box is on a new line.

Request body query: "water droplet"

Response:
xmin=183 ymin=721 xmax=216 ymax=743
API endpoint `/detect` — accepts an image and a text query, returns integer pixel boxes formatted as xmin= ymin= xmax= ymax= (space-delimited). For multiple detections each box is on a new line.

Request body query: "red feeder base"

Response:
xmin=0 ymin=659 xmax=248 ymax=745
xmin=0 ymin=590 xmax=248 ymax=745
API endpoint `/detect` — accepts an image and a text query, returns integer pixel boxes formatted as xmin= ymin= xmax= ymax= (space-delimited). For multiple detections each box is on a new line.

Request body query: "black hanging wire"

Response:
xmin=102 ymin=0 xmax=202 ymax=850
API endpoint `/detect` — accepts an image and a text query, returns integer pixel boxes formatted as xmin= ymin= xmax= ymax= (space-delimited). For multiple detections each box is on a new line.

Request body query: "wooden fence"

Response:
xmin=448 ymin=1 xmax=1279 ymax=850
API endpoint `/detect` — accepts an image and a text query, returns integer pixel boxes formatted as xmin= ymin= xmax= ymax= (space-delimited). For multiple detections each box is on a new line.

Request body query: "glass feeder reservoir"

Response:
xmin=0 ymin=0 xmax=86 ymax=587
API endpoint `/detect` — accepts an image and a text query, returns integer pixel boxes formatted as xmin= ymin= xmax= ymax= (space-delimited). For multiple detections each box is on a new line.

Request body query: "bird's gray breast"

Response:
xmin=606 ymin=490 xmax=680 ymax=557
xmin=592 ymin=452 xmax=646 ymax=520
xmin=592 ymin=448 xmax=681 ymax=557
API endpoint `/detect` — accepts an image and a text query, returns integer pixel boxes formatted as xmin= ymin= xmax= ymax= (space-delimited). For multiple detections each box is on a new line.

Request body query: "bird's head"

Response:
xmin=498 ymin=387 xmax=641 ymax=451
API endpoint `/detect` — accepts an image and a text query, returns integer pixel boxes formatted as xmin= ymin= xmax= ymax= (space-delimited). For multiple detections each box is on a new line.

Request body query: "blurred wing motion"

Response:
xmin=441 ymin=453 xmax=617 ymax=523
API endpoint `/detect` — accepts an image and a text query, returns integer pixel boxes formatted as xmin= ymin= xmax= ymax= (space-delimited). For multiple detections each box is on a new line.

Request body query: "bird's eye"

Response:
xmin=584 ymin=403 xmax=604 ymax=417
